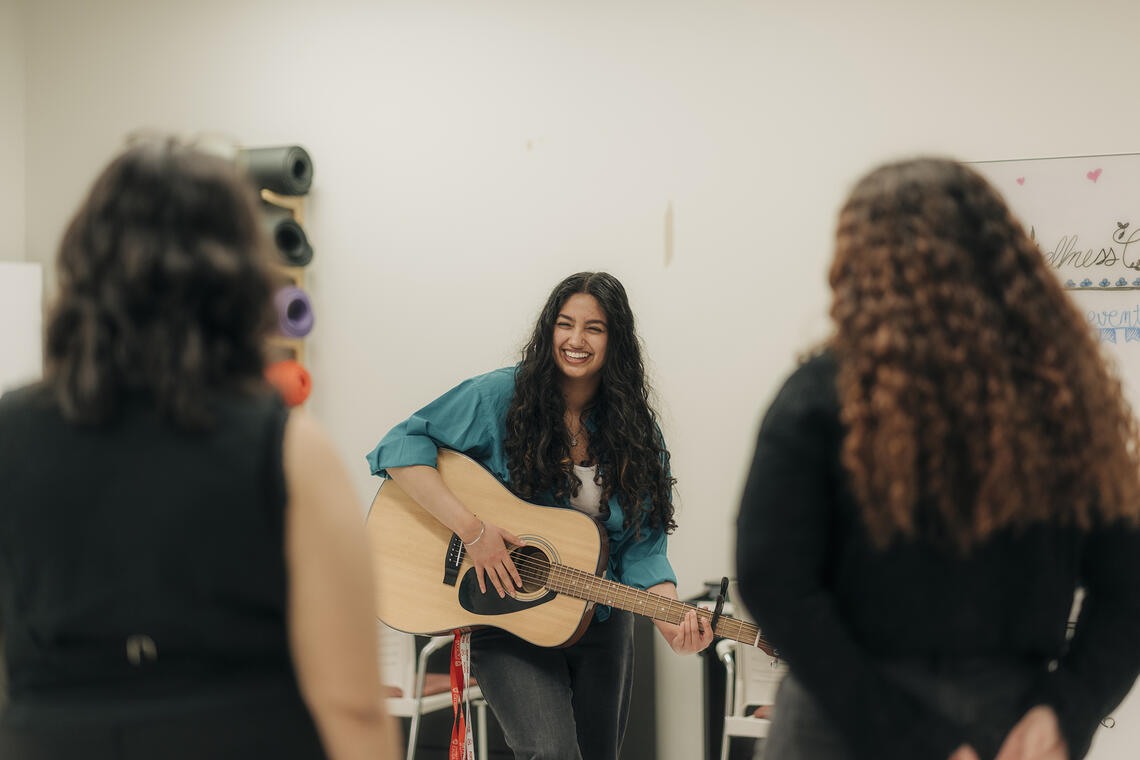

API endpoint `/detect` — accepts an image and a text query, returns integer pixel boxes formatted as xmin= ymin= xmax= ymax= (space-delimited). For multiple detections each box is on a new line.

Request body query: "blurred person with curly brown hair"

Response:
xmin=0 ymin=137 xmax=397 ymax=760
xmin=735 ymin=157 xmax=1140 ymax=760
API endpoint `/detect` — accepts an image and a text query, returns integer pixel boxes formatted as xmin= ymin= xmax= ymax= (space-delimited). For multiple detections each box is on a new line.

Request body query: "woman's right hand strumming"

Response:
xmin=462 ymin=519 xmax=525 ymax=598
xmin=387 ymin=463 xmax=525 ymax=599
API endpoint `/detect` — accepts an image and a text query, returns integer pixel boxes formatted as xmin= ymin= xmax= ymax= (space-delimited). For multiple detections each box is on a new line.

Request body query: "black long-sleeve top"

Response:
xmin=735 ymin=351 xmax=1140 ymax=760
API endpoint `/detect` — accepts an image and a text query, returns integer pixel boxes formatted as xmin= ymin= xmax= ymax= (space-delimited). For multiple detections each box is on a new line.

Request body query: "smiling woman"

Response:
xmin=552 ymin=292 xmax=610 ymax=384
xmin=367 ymin=271 xmax=712 ymax=760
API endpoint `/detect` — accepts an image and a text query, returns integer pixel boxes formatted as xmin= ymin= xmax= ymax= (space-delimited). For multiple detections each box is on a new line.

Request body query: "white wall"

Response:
xmin=0 ymin=261 xmax=41 ymax=392
xmin=18 ymin=2 xmax=1140 ymax=758
xmin=0 ymin=0 xmax=25 ymax=262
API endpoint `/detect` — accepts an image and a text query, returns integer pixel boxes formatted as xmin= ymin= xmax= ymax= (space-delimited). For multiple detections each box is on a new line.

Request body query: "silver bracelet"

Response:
xmin=463 ymin=520 xmax=486 ymax=547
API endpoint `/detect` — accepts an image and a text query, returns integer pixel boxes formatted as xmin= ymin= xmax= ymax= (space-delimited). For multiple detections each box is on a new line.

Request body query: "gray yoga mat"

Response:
xmin=263 ymin=206 xmax=314 ymax=267
xmin=238 ymin=145 xmax=313 ymax=195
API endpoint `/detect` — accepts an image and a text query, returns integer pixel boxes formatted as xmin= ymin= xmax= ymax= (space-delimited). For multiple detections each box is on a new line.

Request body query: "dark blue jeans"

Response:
xmin=470 ymin=609 xmax=635 ymax=760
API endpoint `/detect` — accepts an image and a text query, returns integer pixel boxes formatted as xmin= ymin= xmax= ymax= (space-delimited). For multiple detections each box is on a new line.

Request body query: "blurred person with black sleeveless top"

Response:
xmin=0 ymin=137 xmax=397 ymax=760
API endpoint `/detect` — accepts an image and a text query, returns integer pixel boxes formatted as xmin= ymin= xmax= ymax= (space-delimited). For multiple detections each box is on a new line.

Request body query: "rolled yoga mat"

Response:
xmin=263 ymin=208 xmax=314 ymax=267
xmin=237 ymin=145 xmax=313 ymax=195
xmin=275 ymin=286 xmax=314 ymax=338
xmin=265 ymin=359 xmax=312 ymax=407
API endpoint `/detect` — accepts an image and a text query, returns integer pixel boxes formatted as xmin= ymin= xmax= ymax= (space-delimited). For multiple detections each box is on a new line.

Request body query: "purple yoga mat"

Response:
xmin=275 ymin=286 xmax=314 ymax=338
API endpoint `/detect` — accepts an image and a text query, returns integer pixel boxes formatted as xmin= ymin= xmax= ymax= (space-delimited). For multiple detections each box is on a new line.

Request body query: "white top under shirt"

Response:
xmin=569 ymin=464 xmax=604 ymax=518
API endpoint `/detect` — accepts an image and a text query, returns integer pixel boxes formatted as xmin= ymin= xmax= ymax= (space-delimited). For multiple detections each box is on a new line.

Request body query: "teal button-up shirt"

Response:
xmin=366 ymin=367 xmax=677 ymax=620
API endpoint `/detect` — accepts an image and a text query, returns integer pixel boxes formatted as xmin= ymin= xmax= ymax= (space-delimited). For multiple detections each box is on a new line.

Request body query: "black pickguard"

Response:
xmin=457 ymin=569 xmax=558 ymax=615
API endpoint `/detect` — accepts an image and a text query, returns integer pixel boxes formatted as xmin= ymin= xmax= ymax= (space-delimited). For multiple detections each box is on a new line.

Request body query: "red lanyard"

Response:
xmin=448 ymin=630 xmax=474 ymax=760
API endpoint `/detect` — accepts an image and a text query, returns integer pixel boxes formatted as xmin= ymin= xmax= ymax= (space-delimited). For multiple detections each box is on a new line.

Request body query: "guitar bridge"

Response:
xmin=443 ymin=533 xmax=465 ymax=586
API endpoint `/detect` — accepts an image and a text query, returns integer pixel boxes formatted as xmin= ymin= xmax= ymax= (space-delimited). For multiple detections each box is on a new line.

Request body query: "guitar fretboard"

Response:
xmin=544 ymin=563 xmax=773 ymax=655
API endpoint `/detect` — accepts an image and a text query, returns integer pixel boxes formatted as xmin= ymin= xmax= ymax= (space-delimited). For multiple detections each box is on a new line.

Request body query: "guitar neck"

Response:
xmin=546 ymin=564 xmax=773 ymax=654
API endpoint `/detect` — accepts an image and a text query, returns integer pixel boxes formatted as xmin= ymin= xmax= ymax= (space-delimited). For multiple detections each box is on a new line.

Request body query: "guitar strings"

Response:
xmin=463 ymin=549 xmax=770 ymax=649
xmin=525 ymin=556 xmax=767 ymax=648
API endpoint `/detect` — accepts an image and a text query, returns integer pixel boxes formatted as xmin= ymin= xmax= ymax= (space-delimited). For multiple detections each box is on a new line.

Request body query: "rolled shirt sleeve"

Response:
xmin=367 ymin=372 xmax=512 ymax=479
xmin=613 ymin=425 xmax=678 ymax=590
xmin=613 ymin=521 xmax=676 ymax=590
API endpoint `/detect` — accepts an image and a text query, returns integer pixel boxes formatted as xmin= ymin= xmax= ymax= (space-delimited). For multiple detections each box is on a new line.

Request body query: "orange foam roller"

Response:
xmin=265 ymin=359 xmax=312 ymax=407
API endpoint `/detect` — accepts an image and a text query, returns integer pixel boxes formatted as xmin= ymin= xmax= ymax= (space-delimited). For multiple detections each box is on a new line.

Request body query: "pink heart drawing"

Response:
xmin=1088 ymin=168 xmax=1102 ymax=182
xmin=1016 ymin=177 xmax=1025 ymax=185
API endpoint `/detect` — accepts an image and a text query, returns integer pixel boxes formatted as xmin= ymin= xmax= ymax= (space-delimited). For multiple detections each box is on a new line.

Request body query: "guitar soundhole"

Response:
xmin=511 ymin=545 xmax=551 ymax=594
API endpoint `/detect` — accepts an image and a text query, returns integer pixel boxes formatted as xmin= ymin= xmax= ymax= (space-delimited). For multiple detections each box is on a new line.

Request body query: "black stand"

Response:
xmin=709 ymin=576 xmax=729 ymax=634
xmin=687 ymin=580 xmax=731 ymax=760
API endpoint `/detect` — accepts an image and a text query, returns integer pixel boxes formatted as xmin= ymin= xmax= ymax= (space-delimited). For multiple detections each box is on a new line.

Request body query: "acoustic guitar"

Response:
xmin=366 ymin=449 xmax=774 ymax=654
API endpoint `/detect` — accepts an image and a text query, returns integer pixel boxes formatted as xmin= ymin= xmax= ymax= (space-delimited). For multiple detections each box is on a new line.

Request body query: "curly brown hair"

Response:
xmin=44 ymin=136 xmax=277 ymax=429
xmin=830 ymin=157 xmax=1140 ymax=551
xmin=505 ymin=272 xmax=676 ymax=538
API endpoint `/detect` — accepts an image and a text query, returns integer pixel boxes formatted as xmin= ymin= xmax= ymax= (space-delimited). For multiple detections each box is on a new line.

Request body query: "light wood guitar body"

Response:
xmin=366 ymin=449 xmax=773 ymax=653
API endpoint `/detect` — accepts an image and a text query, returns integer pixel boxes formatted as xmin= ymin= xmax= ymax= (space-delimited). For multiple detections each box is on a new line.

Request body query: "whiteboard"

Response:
xmin=0 ymin=261 xmax=43 ymax=393
xmin=973 ymin=154 xmax=1140 ymax=402
xmin=973 ymin=153 xmax=1140 ymax=289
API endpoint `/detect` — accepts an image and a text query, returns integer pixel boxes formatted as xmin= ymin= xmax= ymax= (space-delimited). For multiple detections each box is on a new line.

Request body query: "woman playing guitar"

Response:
xmin=367 ymin=271 xmax=713 ymax=760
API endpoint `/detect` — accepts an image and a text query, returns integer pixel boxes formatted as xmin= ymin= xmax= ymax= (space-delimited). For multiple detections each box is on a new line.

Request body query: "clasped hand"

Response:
xmin=948 ymin=706 xmax=1067 ymax=760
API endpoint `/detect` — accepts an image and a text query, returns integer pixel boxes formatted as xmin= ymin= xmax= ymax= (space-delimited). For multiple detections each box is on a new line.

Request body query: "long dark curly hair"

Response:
xmin=505 ymin=272 xmax=676 ymax=537
xmin=43 ymin=136 xmax=277 ymax=429
xmin=830 ymin=157 xmax=1140 ymax=551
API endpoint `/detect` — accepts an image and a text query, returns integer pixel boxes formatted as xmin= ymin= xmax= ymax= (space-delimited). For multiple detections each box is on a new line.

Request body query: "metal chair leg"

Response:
xmin=405 ymin=640 xmax=436 ymax=760
xmin=477 ymin=699 xmax=488 ymax=760
xmin=406 ymin=699 xmax=424 ymax=760
xmin=719 ymin=641 xmax=737 ymax=760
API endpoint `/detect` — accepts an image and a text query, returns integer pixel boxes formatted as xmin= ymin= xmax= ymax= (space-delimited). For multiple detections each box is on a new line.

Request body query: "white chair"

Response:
xmin=378 ymin=622 xmax=489 ymax=760
xmin=716 ymin=637 xmax=787 ymax=760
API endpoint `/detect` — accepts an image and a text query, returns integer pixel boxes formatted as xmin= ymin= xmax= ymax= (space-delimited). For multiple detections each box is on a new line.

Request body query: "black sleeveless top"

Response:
xmin=0 ymin=384 xmax=304 ymax=712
